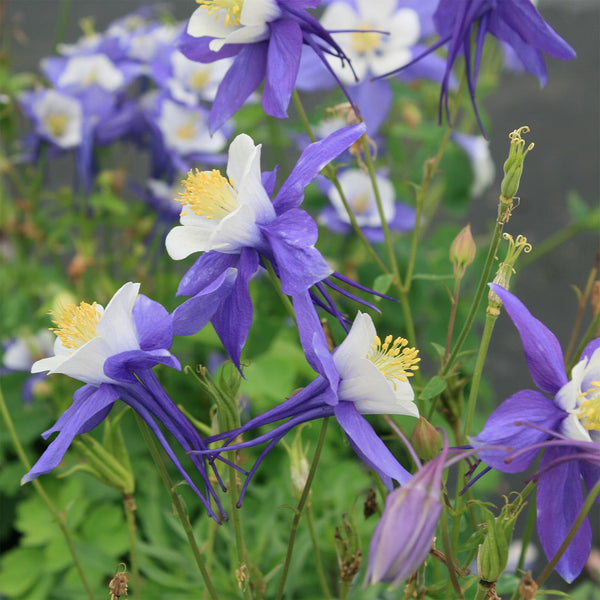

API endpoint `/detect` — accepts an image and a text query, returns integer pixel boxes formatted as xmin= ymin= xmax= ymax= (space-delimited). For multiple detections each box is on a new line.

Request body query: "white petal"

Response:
xmin=187 ymin=6 xmax=231 ymax=39
xmin=97 ymin=283 xmax=140 ymax=354
xmin=241 ymin=0 xmax=281 ymax=26
xmin=237 ymin=159 xmax=275 ymax=224
xmin=166 ymin=225 xmax=213 ymax=259
xmin=227 ymin=134 xmax=260 ymax=187
xmin=59 ymin=55 xmax=125 ymax=91
xmin=333 ymin=312 xmax=375 ymax=378
xmin=210 ymin=24 xmax=269 ymax=51
xmin=31 ymin=355 xmax=65 ymax=374
xmin=559 ymin=413 xmax=592 ymax=443
xmin=320 ymin=3 xmax=358 ymax=31
xmin=50 ymin=336 xmax=115 ymax=385
xmin=370 ymin=47 xmax=412 ymax=76
xmin=388 ymin=9 xmax=421 ymax=48
xmin=211 ymin=203 xmax=263 ymax=252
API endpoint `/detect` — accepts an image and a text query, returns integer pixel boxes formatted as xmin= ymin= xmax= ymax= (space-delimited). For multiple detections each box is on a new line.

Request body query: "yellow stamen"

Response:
xmin=367 ymin=334 xmax=420 ymax=389
xmin=577 ymin=381 xmax=600 ymax=432
xmin=197 ymin=0 xmax=244 ymax=27
xmin=177 ymin=168 xmax=239 ymax=219
xmin=190 ymin=70 xmax=211 ymax=90
xmin=45 ymin=114 xmax=69 ymax=137
xmin=350 ymin=23 xmax=382 ymax=54
xmin=51 ymin=301 xmax=101 ymax=350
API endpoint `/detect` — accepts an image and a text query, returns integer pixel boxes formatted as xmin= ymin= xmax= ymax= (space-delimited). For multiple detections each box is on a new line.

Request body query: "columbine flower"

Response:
xmin=319 ymin=169 xmax=416 ymax=242
xmin=296 ymin=0 xmax=448 ymax=133
xmin=165 ymin=123 xmax=371 ymax=367
xmin=471 ymin=284 xmax=600 ymax=582
xmin=381 ymin=0 xmax=576 ymax=133
xmin=197 ymin=308 xmax=420 ymax=502
xmin=24 ymin=282 xmax=226 ymax=521
xmin=366 ymin=437 xmax=447 ymax=587
xmin=178 ymin=0 xmax=355 ymax=132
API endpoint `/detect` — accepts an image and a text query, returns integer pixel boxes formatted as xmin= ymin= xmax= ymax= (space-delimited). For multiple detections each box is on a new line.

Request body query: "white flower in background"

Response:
xmin=32 ymin=90 xmax=83 ymax=148
xmin=326 ymin=169 xmax=396 ymax=227
xmin=334 ymin=312 xmax=420 ymax=416
xmin=166 ymin=133 xmax=275 ymax=259
xmin=32 ymin=283 xmax=141 ymax=386
xmin=168 ymin=52 xmax=231 ymax=104
xmin=452 ymin=132 xmax=496 ymax=197
xmin=188 ymin=0 xmax=282 ymax=52
xmin=55 ymin=54 xmax=125 ymax=91
xmin=158 ymin=98 xmax=227 ymax=155
xmin=128 ymin=23 xmax=180 ymax=62
xmin=3 ymin=330 xmax=55 ymax=372
xmin=320 ymin=0 xmax=421 ymax=83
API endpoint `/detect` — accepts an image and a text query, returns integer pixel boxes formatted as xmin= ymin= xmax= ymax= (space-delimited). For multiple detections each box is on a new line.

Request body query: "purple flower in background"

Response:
xmin=165 ymin=123 xmax=372 ymax=367
xmin=24 ymin=282 xmax=226 ymax=522
xmin=178 ymin=0 xmax=355 ymax=132
xmin=296 ymin=0 xmax=449 ymax=134
xmin=197 ymin=306 xmax=420 ymax=503
xmin=382 ymin=0 xmax=576 ymax=133
xmin=319 ymin=169 xmax=416 ymax=242
xmin=471 ymin=284 xmax=600 ymax=582
xmin=366 ymin=436 xmax=448 ymax=587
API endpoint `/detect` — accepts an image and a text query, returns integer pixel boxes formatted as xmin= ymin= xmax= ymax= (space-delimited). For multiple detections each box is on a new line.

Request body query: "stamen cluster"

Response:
xmin=177 ymin=168 xmax=239 ymax=219
xmin=51 ymin=301 xmax=101 ymax=350
xmin=368 ymin=335 xmax=420 ymax=388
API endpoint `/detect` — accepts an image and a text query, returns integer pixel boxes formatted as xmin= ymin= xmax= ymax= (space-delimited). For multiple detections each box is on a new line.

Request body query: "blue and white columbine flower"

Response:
xmin=179 ymin=0 xmax=355 ymax=132
xmin=197 ymin=306 xmax=420 ymax=503
xmin=25 ymin=282 xmax=226 ymax=522
xmin=165 ymin=123 xmax=370 ymax=367
xmin=319 ymin=168 xmax=416 ymax=242
xmin=381 ymin=0 xmax=576 ymax=133
xmin=471 ymin=284 xmax=600 ymax=582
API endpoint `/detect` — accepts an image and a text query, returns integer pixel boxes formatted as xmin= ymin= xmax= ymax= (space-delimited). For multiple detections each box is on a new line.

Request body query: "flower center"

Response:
xmin=51 ymin=302 xmax=101 ymax=350
xmin=367 ymin=335 xmax=420 ymax=388
xmin=197 ymin=0 xmax=244 ymax=27
xmin=350 ymin=192 xmax=370 ymax=215
xmin=175 ymin=119 xmax=198 ymax=140
xmin=577 ymin=381 xmax=600 ymax=431
xmin=177 ymin=168 xmax=239 ymax=219
xmin=350 ymin=23 xmax=382 ymax=54
xmin=190 ymin=70 xmax=211 ymax=90
xmin=45 ymin=113 xmax=69 ymax=137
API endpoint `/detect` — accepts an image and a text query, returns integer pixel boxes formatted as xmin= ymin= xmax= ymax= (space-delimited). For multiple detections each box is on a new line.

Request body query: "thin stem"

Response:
xmin=339 ymin=580 xmax=352 ymax=600
xmin=568 ymin=308 xmax=600 ymax=373
xmin=292 ymin=89 xmax=316 ymax=143
xmin=123 ymin=494 xmax=140 ymax=600
xmin=536 ymin=477 xmax=600 ymax=587
xmin=444 ymin=277 xmax=463 ymax=364
xmin=440 ymin=506 xmax=464 ymax=599
xmin=361 ymin=135 xmax=400 ymax=284
xmin=564 ymin=245 xmax=599 ymax=366
xmin=306 ymin=505 xmax=332 ymax=598
xmin=0 ymin=384 xmax=96 ymax=600
xmin=134 ymin=415 xmax=219 ymax=600
xmin=292 ymin=89 xmax=389 ymax=275
xmin=228 ymin=464 xmax=251 ymax=600
xmin=275 ymin=417 xmax=330 ymax=600
xmin=443 ymin=215 xmax=505 ymax=375
xmin=264 ymin=258 xmax=296 ymax=322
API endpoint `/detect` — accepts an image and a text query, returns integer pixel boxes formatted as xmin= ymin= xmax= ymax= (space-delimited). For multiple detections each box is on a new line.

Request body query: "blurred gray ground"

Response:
xmin=3 ymin=0 xmax=600 ymax=588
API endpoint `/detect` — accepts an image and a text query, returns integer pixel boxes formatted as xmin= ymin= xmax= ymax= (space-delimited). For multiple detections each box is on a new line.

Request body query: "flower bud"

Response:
xmin=366 ymin=445 xmax=446 ymax=588
xmin=282 ymin=425 xmax=310 ymax=498
xmin=401 ymin=102 xmax=422 ymax=129
xmin=411 ymin=417 xmax=443 ymax=462
xmin=500 ymin=126 xmax=534 ymax=201
xmin=449 ymin=224 xmax=476 ymax=278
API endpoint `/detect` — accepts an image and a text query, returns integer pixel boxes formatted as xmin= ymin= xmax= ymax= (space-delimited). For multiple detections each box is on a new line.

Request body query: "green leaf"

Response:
xmin=566 ymin=190 xmax=589 ymax=222
xmin=0 ymin=547 xmax=43 ymax=596
xmin=419 ymin=376 xmax=447 ymax=401
xmin=372 ymin=273 xmax=394 ymax=296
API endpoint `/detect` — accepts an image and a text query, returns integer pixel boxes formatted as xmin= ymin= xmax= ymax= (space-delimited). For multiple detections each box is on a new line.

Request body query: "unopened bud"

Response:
xmin=449 ymin=224 xmax=476 ymax=278
xmin=500 ymin=126 xmax=534 ymax=201
xmin=411 ymin=417 xmax=443 ymax=462
xmin=401 ymin=102 xmax=422 ymax=129
xmin=488 ymin=234 xmax=532 ymax=316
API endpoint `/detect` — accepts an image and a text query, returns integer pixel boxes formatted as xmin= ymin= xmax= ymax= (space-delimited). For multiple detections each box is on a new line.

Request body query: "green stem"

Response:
xmin=0 ymin=384 xmax=96 ymax=600
xmin=275 ymin=417 xmax=330 ymax=600
xmin=568 ymin=308 xmax=600 ymax=373
xmin=474 ymin=581 xmax=494 ymax=600
xmin=53 ymin=0 xmax=72 ymax=52
xmin=123 ymin=494 xmax=140 ymax=600
xmin=135 ymin=415 xmax=219 ymax=600
xmin=443 ymin=215 xmax=505 ymax=375
xmin=339 ymin=580 xmax=352 ymax=600
xmin=306 ymin=505 xmax=332 ymax=598
xmin=292 ymin=89 xmax=316 ymax=143
xmin=228 ymin=464 xmax=251 ymax=600
xmin=536 ymin=477 xmax=600 ymax=587
xmin=264 ymin=258 xmax=296 ymax=321
xmin=444 ymin=277 xmax=463 ymax=364
xmin=440 ymin=507 xmax=464 ymax=599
